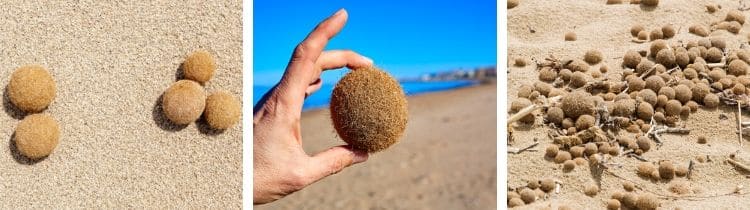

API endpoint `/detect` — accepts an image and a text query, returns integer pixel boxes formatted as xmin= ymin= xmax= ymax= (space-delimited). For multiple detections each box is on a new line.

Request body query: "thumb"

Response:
xmin=305 ymin=145 xmax=368 ymax=184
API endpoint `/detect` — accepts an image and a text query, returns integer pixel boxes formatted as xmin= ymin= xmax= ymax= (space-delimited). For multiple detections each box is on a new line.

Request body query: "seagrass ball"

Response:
xmin=162 ymin=80 xmax=206 ymax=125
xmin=570 ymin=146 xmax=585 ymax=158
xmin=636 ymin=193 xmax=660 ymax=210
xmin=691 ymin=83 xmax=711 ymax=102
xmin=511 ymin=98 xmax=532 ymax=113
xmin=555 ymin=151 xmax=572 ymax=163
xmin=566 ymin=59 xmax=590 ymax=72
xmin=563 ymin=160 xmax=575 ymax=171
xmin=710 ymin=37 xmax=727 ymax=50
xmin=561 ymin=91 xmax=595 ymax=119
xmin=662 ymin=25 xmax=676 ymax=38
xmin=659 ymin=160 xmax=675 ymax=179
xmin=607 ymin=199 xmax=621 ymax=210
xmin=547 ymin=107 xmax=564 ymax=125
xmin=706 ymin=47 xmax=723 ymax=63
xmin=704 ymin=94 xmax=720 ymax=108
xmin=649 ymin=29 xmax=663 ymax=41
xmin=14 ymin=113 xmax=60 ymax=160
xmin=729 ymin=59 xmax=749 ymax=76
xmin=637 ymin=162 xmax=657 ymax=176
xmin=204 ymin=91 xmax=241 ymax=130
xmin=527 ymin=179 xmax=540 ymax=189
xmin=622 ymin=193 xmax=638 ymax=208
xmin=570 ymin=72 xmax=588 ymax=88
xmin=650 ymin=40 xmax=669 ymax=57
xmin=638 ymin=30 xmax=649 ymax=40
xmin=674 ymin=85 xmax=692 ymax=103
xmin=538 ymin=67 xmax=558 ymax=82
xmin=517 ymin=85 xmax=534 ymax=98
xmin=631 ymin=25 xmax=645 ymax=37
xmin=540 ymin=178 xmax=555 ymax=192
xmin=665 ymin=100 xmax=682 ymax=116
xmin=659 ymin=86 xmax=675 ymax=99
xmin=623 ymin=182 xmax=635 ymax=192
xmin=182 ymin=50 xmax=216 ymax=84
xmin=584 ymin=184 xmax=599 ymax=196
xmin=330 ymin=67 xmax=408 ymax=152
xmin=656 ymin=49 xmax=676 ymax=68
xmin=585 ymin=50 xmax=604 ymax=64
xmin=508 ymin=198 xmax=524 ymax=207
xmin=636 ymin=136 xmax=651 ymax=152
xmin=576 ymin=115 xmax=595 ymax=130
xmin=545 ymin=144 xmax=559 ymax=158
xmin=520 ymin=188 xmax=536 ymax=203
xmin=644 ymin=76 xmax=665 ymax=93
xmin=641 ymin=0 xmax=658 ymax=6
xmin=8 ymin=65 xmax=56 ymax=113
xmin=734 ymin=83 xmax=746 ymax=95
xmin=636 ymin=60 xmax=655 ymax=75
xmin=637 ymin=102 xmax=654 ymax=120
xmin=565 ymin=32 xmax=577 ymax=41
xmin=559 ymin=69 xmax=573 ymax=81
xmin=726 ymin=10 xmax=746 ymax=25
xmin=624 ymin=50 xmax=642 ymax=69
xmin=613 ymin=99 xmax=636 ymax=117
xmin=689 ymin=25 xmax=710 ymax=37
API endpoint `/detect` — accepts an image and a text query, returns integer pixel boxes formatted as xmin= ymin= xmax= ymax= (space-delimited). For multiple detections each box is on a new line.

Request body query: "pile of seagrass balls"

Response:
xmin=8 ymin=65 xmax=61 ymax=160
xmin=161 ymin=50 xmax=241 ymax=130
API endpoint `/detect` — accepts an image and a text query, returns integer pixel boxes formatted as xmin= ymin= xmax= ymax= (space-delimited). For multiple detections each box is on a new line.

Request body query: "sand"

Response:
xmin=0 ymin=1 xmax=242 ymax=208
xmin=257 ymin=83 xmax=497 ymax=209
xmin=508 ymin=0 xmax=750 ymax=209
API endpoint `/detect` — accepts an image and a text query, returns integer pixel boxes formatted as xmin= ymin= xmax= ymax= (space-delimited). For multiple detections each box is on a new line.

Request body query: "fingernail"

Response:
xmin=333 ymin=8 xmax=345 ymax=17
xmin=352 ymin=150 xmax=368 ymax=163
xmin=361 ymin=56 xmax=374 ymax=65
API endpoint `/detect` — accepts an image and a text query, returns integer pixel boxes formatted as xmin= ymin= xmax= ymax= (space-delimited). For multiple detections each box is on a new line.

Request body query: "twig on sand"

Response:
xmin=507 ymin=96 xmax=562 ymax=125
xmin=625 ymin=152 xmax=649 ymax=162
xmin=648 ymin=125 xmax=690 ymax=145
xmin=727 ymin=158 xmax=750 ymax=173
xmin=739 ymin=102 xmax=744 ymax=148
xmin=687 ymin=160 xmax=695 ymax=179
xmin=508 ymin=142 xmax=539 ymax=154
xmin=631 ymin=38 xmax=648 ymax=43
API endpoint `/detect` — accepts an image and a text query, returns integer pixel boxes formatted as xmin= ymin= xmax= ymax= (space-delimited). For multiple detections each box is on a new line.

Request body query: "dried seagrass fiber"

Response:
xmin=330 ymin=67 xmax=408 ymax=152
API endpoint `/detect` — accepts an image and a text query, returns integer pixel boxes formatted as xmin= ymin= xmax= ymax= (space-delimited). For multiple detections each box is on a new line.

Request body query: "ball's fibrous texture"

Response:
xmin=674 ymin=85 xmax=692 ymax=104
xmin=14 ymin=113 xmax=60 ymax=159
xmin=547 ymin=106 xmax=564 ymax=125
xmin=638 ymin=31 xmax=649 ymax=40
xmin=607 ymin=199 xmax=621 ymax=210
xmin=540 ymin=178 xmax=555 ymax=192
xmin=204 ymin=91 xmax=241 ymax=130
xmin=689 ymin=25 xmax=710 ymax=37
xmin=570 ymin=71 xmax=588 ymax=88
xmin=656 ymin=49 xmax=676 ymax=68
xmin=636 ymin=193 xmax=660 ymax=210
xmin=182 ymin=50 xmax=216 ymax=84
xmin=637 ymin=102 xmax=654 ymax=121
xmin=662 ymin=25 xmax=676 ymax=38
xmin=584 ymin=142 xmax=598 ymax=156
xmin=622 ymin=193 xmax=638 ymax=208
xmin=729 ymin=59 xmax=749 ymax=76
xmin=584 ymin=184 xmax=599 ymax=196
xmin=545 ymin=144 xmax=559 ymax=158
xmin=645 ymin=76 xmax=665 ymax=93
xmin=636 ymin=60 xmax=655 ymax=75
xmin=520 ymin=188 xmax=536 ymax=203
xmin=665 ymin=100 xmax=682 ymax=116
xmin=706 ymin=47 xmax=723 ymax=63
xmin=659 ymin=160 xmax=675 ymax=179
xmin=624 ymin=50 xmax=642 ymax=68
xmin=613 ymin=99 xmax=636 ymax=117
xmin=631 ymin=25 xmax=645 ymax=37
xmin=563 ymin=160 xmax=575 ymax=171
xmin=704 ymin=94 xmax=720 ymax=108
xmin=650 ymin=40 xmax=668 ymax=57
xmin=508 ymin=197 xmax=524 ymax=207
xmin=538 ymin=67 xmax=558 ymax=82
xmin=636 ymin=136 xmax=651 ymax=152
xmin=623 ymin=182 xmax=635 ymax=192
xmin=575 ymin=114 xmax=595 ymax=130
xmin=584 ymin=50 xmax=604 ymax=64
xmin=691 ymin=83 xmax=711 ymax=102
xmin=649 ymin=29 xmax=663 ymax=41
xmin=561 ymin=91 xmax=595 ymax=119
xmin=570 ymin=146 xmax=585 ymax=158
xmin=8 ymin=65 xmax=56 ymax=113
xmin=637 ymin=162 xmax=657 ymax=177
xmin=507 ymin=0 xmax=519 ymax=8
xmin=726 ymin=10 xmax=746 ymax=25
xmin=162 ymin=80 xmax=206 ymax=125
xmin=330 ymin=67 xmax=408 ymax=153
xmin=554 ymin=151 xmax=572 ymax=163
xmin=566 ymin=59 xmax=590 ymax=72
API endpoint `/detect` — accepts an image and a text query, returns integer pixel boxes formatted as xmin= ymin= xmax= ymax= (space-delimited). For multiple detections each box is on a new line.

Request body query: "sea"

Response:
xmin=252 ymin=80 xmax=477 ymax=111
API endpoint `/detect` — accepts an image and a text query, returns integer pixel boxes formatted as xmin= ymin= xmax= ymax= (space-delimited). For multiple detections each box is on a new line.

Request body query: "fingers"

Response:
xmin=304 ymin=78 xmax=322 ymax=97
xmin=316 ymin=50 xmax=373 ymax=71
xmin=304 ymin=145 xmax=368 ymax=185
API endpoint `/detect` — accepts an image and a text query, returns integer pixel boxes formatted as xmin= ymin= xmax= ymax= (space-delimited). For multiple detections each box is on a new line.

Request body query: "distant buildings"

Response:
xmin=404 ymin=66 xmax=497 ymax=83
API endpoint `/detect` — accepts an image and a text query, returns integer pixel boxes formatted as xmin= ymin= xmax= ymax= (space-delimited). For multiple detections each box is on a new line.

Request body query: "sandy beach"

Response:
xmin=257 ymin=83 xmax=497 ymax=210
xmin=509 ymin=0 xmax=750 ymax=209
xmin=0 ymin=1 xmax=242 ymax=208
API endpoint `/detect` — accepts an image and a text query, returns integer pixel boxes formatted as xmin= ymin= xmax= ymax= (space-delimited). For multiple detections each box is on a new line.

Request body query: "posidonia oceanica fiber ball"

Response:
xmin=182 ymin=50 xmax=216 ymax=84
xmin=8 ymin=65 xmax=56 ymax=113
xmin=204 ymin=90 xmax=241 ymax=130
xmin=162 ymin=80 xmax=206 ymax=125
xmin=14 ymin=113 xmax=60 ymax=160
xmin=330 ymin=67 xmax=408 ymax=153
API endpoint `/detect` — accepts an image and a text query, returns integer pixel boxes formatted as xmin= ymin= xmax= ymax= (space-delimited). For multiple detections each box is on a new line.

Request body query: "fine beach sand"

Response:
xmin=509 ymin=0 xmax=750 ymax=209
xmin=257 ymin=83 xmax=497 ymax=210
xmin=0 ymin=1 xmax=242 ymax=208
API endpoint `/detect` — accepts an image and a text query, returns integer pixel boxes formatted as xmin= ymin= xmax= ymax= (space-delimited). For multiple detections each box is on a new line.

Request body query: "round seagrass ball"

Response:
xmin=182 ymin=50 xmax=216 ymax=84
xmin=14 ymin=113 xmax=60 ymax=160
xmin=330 ymin=67 xmax=408 ymax=152
xmin=8 ymin=65 xmax=56 ymax=113
xmin=162 ymin=80 xmax=206 ymax=125
xmin=204 ymin=90 xmax=241 ymax=130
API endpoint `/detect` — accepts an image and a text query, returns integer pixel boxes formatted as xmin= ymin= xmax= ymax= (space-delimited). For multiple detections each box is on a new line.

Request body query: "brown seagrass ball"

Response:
xmin=330 ymin=67 xmax=408 ymax=152
xmin=14 ymin=113 xmax=60 ymax=160
xmin=8 ymin=65 xmax=56 ymax=113
xmin=182 ymin=50 xmax=216 ymax=84
xmin=204 ymin=91 xmax=241 ymax=130
xmin=162 ymin=80 xmax=206 ymax=125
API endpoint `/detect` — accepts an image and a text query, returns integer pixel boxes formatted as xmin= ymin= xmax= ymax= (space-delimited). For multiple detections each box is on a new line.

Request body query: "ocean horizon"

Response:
xmin=253 ymin=80 xmax=478 ymax=111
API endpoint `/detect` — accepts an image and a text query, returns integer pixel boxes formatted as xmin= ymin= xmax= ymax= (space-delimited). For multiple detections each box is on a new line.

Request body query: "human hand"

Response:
xmin=253 ymin=9 xmax=372 ymax=205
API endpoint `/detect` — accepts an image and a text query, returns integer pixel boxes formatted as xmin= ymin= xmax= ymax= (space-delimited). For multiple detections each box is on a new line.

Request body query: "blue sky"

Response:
xmin=253 ymin=0 xmax=497 ymax=86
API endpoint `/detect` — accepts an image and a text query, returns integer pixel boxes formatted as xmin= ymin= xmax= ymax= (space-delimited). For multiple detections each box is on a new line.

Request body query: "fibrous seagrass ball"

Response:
xmin=576 ymin=115 xmax=595 ymax=130
xmin=649 ymin=28 xmax=663 ymax=41
xmin=584 ymin=142 xmax=598 ymax=156
xmin=734 ymin=83 xmax=746 ymax=95
xmin=637 ymin=136 xmax=651 ymax=152
xmin=584 ymin=184 xmax=599 ymax=196
xmin=662 ymin=25 xmax=676 ymax=38
xmin=566 ymin=59 xmax=590 ymax=72
xmin=517 ymin=85 xmax=533 ymax=98
xmin=182 ymin=50 xmax=216 ymax=84
xmin=674 ymin=85 xmax=692 ymax=103
xmin=656 ymin=95 xmax=668 ymax=108
xmin=656 ymin=49 xmax=676 ymax=68
xmin=689 ymin=25 xmax=710 ymax=37
xmin=527 ymin=179 xmax=540 ymax=189
xmin=538 ymin=67 xmax=557 ymax=82
xmin=204 ymin=91 xmax=241 ymax=130
xmin=631 ymin=25 xmax=645 ymax=37
xmin=14 ymin=113 xmax=60 ymax=160
xmin=637 ymin=162 xmax=656 ymax=177
xmin=613 ymin=99 xmax=636 ymax=117
xmin=623 ymin=182 xmax=635 ymax=192
xmin=607 ymin=199 xmax=621 ymax=210
xmin=570 ymin=146 xmax=585 ymax=158
xmin=520 ymin=188 xmax=536 ymax=203
xmin=684 ymin=68 xmax=698 ymax=80
xmin=704 ymin=94 xmax=720 ymax=108
xmin=514 ymin=57 xmax=528 ymax=67
xmin=574 ymin=157 xmax=587 ymax=165
xmin=585 ymin=50 xmax=604 ymax=64
xmin=545 ymin=144 xmax=559 ymax=158
xmin=729 ymin=59 xmax=749 ymax=76
xmin=637 ymin=102 xmax=654 ymax=120
xmin=565 ymin=32 xmax=577 ymax=41
xmin=547 ymin=106 xmax=564 ymax=125
xmin=563 ymin=160 xmax=575 ymax=171
xmin=636 ymin=193 xmax=660 ymax=210
xmin=676 ymin=50 xmax=690 ymax=67
xmin=726 ymin=10 xmax=746 ymax=25
xmin=162 ymin=80 xmax=206 ymax=125
xmin=624 ymin=50 xmax=642 ymax=68
xmin=691 ymin=83 xmax=711 ymax=102
xmin=718 ymin=21 xmax=742 ymax=34
xmin=659 ymin=87 xmax=675 ymax=99
xmin=710 ymin=37 xmax=727 ymax=50
xmin=330 ymin=67 xmax=408 ymax=152
xmin=561 ymin=91 xmax=595 ymax=119
xmin=629 ymin=77 xmax=646 ymax=92
xmin=636 ymin=60 xmax=655 ymax=75
xmin=644 ymin=76 xmax=665 ymax=93
xmin=650 ymin=40 xmax=668 ymax=57
xmin=540 ymin=178 xmax=555 ymax=192
xmin=622 ymin=193 xmax=638 ymax=208
xmin=675 ymin=164 xmax=688 ymax=177
xmin=686 ymin=101 xmax=699 ymax=112
xmin=534 ymin=81 xmax=552 ymax=96
xmin=706 ymin=47 xmax=723 ymax=63
xmin=638 ymin=31 xmax=649 ymax=40
xmin=559 ymin=69 xmax=573 ymax=81
xmin=659 ymin=160 xmax=675 ymax=179
xmin=555 ymin=151 xmax=572 ymax=163
xmin=570 ymin=72 xmax=588 ymax=88
xmin=641 ymin=0 xmax=658 ymax=6
xmin=8 ymin=65 xmax=56 ymax=113
xmin=508 ymin=197 xmax=524 ymax=207
xmin=665 ymin=100 xmax=682 ymax=116
xmin=562 ymin=118 xmax=574 ymax=129
xmin=509 ymin=191 xmax=520 ymax=200
xmin=706 ymin=4 xmax=719 ymax=13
